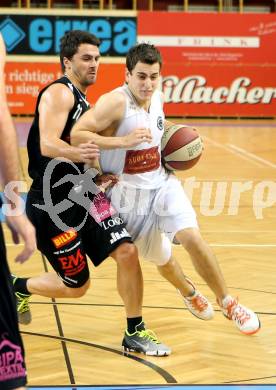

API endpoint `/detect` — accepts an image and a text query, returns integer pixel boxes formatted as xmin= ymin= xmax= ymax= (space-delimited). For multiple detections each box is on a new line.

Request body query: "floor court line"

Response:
xmin=227 ymin=144 xmax=276 ymax=169
xmin=203 ymin=135 xmax=276 ymax=170
xmin=201 ymin=136 xmax=265 ymax=168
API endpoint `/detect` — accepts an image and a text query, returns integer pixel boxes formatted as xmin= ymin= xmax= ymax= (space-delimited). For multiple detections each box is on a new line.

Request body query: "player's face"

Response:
xmin=126 ymin=61 xmax=160 ymax=104
xmin=66 ymin=43 xmax=100 ymax=87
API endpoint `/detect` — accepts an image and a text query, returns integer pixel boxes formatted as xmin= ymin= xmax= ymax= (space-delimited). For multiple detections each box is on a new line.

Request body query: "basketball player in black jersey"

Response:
xmin=0 ymin=33 xmax=36 ymax=390
xmin=12 ymin=30 xmax=170 ymax=356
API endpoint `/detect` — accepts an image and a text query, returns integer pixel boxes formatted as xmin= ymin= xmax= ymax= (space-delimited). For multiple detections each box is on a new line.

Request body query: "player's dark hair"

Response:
xmin=60 ymin=30 xmax=100 ymax=72
xmin=126 ymin=43 xmax=162 ymax=72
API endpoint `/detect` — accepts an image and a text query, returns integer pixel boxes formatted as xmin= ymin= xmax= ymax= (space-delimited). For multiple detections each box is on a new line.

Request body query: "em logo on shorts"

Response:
xmin=52 ymin=229 xmax=77 ymax=249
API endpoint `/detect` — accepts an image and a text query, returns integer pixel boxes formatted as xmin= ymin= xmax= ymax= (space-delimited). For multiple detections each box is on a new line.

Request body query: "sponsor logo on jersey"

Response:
xmin=53 ymin=240 xmax=81 ymax=255
xmin=51 ymin=229 xmax=77 ymax=249
xmin=90 ymin=192 xmax=116 ymax=222
xmin=110 ymin=228 xmax=131 ymax=244
xmin=102 ymin=216 xmax=124 ymax=230
xmin=157 ymin=116 xmax=164 ymax=131
xmin=123 ymin=146 xmax=160 ymax=174
xmin=58 ymin=248 xmax=86 ymax=276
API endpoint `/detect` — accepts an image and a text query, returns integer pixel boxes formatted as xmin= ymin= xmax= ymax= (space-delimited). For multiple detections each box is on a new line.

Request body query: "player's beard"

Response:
xmin=84 ymin=72 xmax=97 ymax=86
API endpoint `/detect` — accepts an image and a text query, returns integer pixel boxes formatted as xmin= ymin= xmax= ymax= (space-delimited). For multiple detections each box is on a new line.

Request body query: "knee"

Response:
xmin=63 ymin=278 xmax=90 ymax=298
xmin=112 ymin=242 xmax=139 ymax=265
xmin=158 ymin=257 xmax=175 ymax=271
xmin=175 ymin=228 xmax=204 ymax=251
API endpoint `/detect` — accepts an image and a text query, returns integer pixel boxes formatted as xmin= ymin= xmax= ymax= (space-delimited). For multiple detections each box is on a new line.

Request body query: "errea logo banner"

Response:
xmin=0 ymin=14 xmax=136 ymax=56
xmin=0 ymin=18 xmax=25 ymax=51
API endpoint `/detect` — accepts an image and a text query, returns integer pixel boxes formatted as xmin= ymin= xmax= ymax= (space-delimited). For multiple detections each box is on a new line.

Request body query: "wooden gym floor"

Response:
xmin=3 ymin=118 xmax=276 ymax=387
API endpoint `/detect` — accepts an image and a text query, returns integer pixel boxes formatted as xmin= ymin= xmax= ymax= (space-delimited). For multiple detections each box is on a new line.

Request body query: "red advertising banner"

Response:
xmin=3 ymin=12 xmax=276 ymax=117
xmin=138 ymin=11 xmax=276 ymax=65
xmin=137 ymin=11 xmax=276 ymax=116
xmin=5 ymin=61 xmax=276 ymax=117
xmin=161 ymin=64 xmax=276 ymax=117
xmin=5 ymin=62 xmax=125 ymax=115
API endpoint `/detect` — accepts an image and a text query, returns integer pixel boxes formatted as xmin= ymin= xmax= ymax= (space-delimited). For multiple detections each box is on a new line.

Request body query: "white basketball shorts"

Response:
xmin=108 ymin=174 xmax=198 ymax=265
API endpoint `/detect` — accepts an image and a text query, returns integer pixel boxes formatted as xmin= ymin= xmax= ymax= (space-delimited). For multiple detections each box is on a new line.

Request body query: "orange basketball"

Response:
xmin=161 ymin=124 xmax=203 ymax=171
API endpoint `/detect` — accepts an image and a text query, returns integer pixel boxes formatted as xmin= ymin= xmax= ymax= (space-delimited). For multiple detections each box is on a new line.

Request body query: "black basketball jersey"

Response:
xmin=27 ymin=76 xmax=90 ymax=201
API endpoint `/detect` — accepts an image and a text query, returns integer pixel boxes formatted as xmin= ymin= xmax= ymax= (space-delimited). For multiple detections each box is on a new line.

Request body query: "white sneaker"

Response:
xmin=181 ymin=278 xmax=214 ymax=320
xmin=220 ymin=296 xmax=261 ymax=335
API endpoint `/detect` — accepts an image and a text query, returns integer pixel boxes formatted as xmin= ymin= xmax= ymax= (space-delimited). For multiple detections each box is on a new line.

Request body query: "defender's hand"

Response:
xmin=78 ymin=142 xmax=100 ymax=163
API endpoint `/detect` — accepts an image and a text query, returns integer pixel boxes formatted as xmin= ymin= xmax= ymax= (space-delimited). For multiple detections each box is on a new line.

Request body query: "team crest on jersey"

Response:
xmin=157 ymin=116 xmax=164 ymax=131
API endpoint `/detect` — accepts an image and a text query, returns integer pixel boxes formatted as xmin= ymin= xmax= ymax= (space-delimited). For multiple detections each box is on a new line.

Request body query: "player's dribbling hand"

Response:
xmin=124 ymin=127 xmax=152 ymax=147
xmin=78 ymin=142 xmax=100 ymax=163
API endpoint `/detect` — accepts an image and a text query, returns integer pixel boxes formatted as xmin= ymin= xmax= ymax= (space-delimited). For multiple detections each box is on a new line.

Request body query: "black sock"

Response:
xmin=127 ymin=316 xmax=144 ymax=334
xmin=13 ymin=277 xmax=31 ymax=295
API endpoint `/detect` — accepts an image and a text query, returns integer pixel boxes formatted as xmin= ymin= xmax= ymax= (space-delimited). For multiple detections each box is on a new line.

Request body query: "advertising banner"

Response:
xmin=5 ymin=61 xmax=275 ymax=116
xmin=5 ymin=62 xmax=125 ymax=115
xmin=0 ymin=13 xmax=136 ymax=56
xmin=138 ymin=11 xmax=276 ymax=116
xmin=161 ymin=64 xmax=276 ymax=117
xmin=138 ymin=11 xmax=276 ymax=65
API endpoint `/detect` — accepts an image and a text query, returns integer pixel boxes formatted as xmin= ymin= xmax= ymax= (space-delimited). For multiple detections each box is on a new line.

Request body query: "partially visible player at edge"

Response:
xmin=71 ymin=42 xmax=260 ymax=335
xmin=0 ymin=32 xmax=36 ymax=390
xmin=12 ymin=31 xmax=171 ymax=356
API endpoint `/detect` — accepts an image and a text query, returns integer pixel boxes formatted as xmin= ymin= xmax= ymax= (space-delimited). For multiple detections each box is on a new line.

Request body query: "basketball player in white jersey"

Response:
xmin=12 ymin=32 xmax=171 ymax=357
xmin=71 ymin=43 xmax=260 ymax=335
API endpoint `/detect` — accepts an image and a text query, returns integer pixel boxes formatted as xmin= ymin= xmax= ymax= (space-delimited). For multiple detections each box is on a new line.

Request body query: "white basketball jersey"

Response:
xmin=100 ymin=85 xmax=167 ymax=189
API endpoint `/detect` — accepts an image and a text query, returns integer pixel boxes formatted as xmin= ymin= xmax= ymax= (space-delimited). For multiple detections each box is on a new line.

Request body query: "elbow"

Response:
xmin=40 ymin=140 xmax=49 ymax=157
xmin=40 ymin=138 xmax=54 ymax=158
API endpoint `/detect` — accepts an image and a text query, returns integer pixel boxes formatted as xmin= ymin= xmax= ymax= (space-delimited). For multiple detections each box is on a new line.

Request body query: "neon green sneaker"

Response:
xmin=11 ymin=275 xmax=32 ymax=325
xmin=122 ymin=322 xmax=171 ymax=356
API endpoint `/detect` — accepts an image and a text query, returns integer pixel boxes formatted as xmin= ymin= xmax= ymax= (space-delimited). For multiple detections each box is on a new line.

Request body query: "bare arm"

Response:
xmin=71 ymin=91 xmax=152 ymax=149
xmin=0 ymin=36 xmax=21 ymax=185
xmin=39 ymin=83 xmax=99 ymax=162
xmin=0 ymin=33 xmax=36 ymax=263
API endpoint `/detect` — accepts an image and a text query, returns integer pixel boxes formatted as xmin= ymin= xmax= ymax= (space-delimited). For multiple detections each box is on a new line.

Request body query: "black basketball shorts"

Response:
xmin=26 ymin=190 xmax=133 ymax=288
